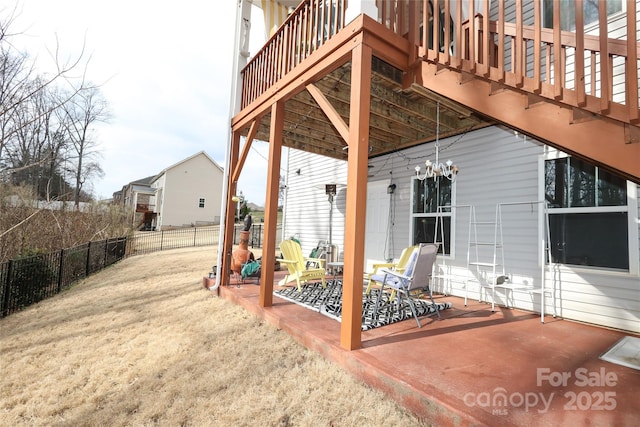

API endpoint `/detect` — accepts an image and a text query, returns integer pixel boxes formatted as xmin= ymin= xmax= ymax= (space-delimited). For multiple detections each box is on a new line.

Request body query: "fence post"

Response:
xmin=103 ymin=238 xmax=108 ymax=267
xmin=2 ymin=260 xmax=13 ymax=318
xmin=160 ymin=230 xmax=164 ymax=251
xmin=194 ymin=227 xmax=197 ymax=247
xmin=85 ymin=241 xmax=91 ymax=277
xmin=57 ymin=249 xmax=65 ymax=293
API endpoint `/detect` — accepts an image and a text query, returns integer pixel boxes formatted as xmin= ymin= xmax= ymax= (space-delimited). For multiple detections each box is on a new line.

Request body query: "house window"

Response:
xmin=411 ymin=177 xmax=453 ymax=254
xmin=198 ymin=198 xmax=205 ymax=208
xmin=543 ymin=0 xmax=623 ymax=31
xmin=545 ymin=157 xmax=629 ymax=270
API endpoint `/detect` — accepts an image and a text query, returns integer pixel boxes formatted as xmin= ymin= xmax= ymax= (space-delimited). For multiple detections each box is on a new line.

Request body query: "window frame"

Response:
xmin=198 ymin=198 xmax=205 ymax=208
xmin=540 ymin=151 xmax=638 ymax=275
xmin=409 ymin=175 xmax=456 ymax=257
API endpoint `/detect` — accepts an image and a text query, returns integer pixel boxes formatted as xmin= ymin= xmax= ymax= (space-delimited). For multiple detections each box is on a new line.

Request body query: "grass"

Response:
xmin=0 ymin=246 xmax=426 ymax=426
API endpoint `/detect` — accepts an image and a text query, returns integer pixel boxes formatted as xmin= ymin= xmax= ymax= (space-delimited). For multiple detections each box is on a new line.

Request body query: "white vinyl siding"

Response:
xmin=285 ymin=126 xmax=640 ymax=333
xmin=282 ymin=148 xmax=347 ymax=259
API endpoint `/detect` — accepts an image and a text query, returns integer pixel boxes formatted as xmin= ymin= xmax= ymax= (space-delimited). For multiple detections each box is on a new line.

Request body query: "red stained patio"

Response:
xmin=215 ymin=273 xmax=639 ymax=426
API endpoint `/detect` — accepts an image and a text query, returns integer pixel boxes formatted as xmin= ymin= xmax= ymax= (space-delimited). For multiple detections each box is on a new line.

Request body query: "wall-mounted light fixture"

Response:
xmin=231 ymin=191 xmax=244 ymax=222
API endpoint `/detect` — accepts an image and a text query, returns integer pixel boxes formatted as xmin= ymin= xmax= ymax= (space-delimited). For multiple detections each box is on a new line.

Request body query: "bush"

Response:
xmin=0 ymin=184 xmax=133 ymax=263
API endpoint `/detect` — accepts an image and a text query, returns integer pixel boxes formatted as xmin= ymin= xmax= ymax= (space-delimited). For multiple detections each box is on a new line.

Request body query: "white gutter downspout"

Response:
xmin=213 ymin=0 xmax=252 ymax=291
xmin=281 ymin=146 xmax=290 ymax=242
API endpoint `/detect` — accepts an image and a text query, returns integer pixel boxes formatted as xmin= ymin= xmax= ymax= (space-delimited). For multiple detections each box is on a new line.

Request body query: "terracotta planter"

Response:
xmin=231 ymin=231 xmax=253 ymax=275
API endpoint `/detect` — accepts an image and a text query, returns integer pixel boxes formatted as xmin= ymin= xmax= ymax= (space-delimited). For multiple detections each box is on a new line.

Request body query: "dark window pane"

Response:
xmin=413 ymin=216 xmax=451 ymax=254
xmin=413 ymin=179 xmax=426 ymax=213
xmin=437 ymin=178 xmax=452 ymax=207
xmin=545 ymin=158 xmax=567 ymax=208
xmin=569 ymin=158 xmax=595 ymax=207
xmin=598 ymin=168 xmax=627 ymax=206
xmin=413 ymin=178 xmax=452 ymax=213
xmin=549 ymin=212 xmax=628 ymax=269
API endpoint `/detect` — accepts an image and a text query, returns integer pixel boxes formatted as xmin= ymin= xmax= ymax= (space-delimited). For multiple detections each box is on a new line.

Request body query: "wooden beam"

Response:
xmin=626 ymin=0 xmax=639 ymax=121
xmin=497 ymin=0 xmax=505 ymax=81
xmin=571 ymin=107 xmax=598 ymax=124
xmin=440 ymin=0 xmax=450 ymax=65
xmin=598 ymin=1 xmax=610 ymax=112
xmin=552 ymin=0 xmax=563 ymax=99
xmin=306 ymin=83 xmax=350 ymax=143
xmin=515 ymin=0 xmax=524 ymax=87
xmin=340 ymin=42 xmax=372 ymax=351
xmin=260 ymin=101 xmax=284 ymax=308
xmin=481 ymin=0 xmax=490 ymax=76
xmin=532 ymin=0 xmax=541 ymax=92
xmin=624 ymin=124 xmax=640 ymax=144
xmin=231 ymin=116 xmax=262 ymax=184
xmin=574 ymin=0 xmax=586 ymax=106
xmin=416 ymin=61 xmax=640 ymax=183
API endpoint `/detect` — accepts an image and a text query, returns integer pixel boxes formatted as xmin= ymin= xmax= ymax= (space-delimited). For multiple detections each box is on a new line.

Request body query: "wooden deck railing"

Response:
xmin=240 ymin=0 xmax=639 ymax=124
xmin=240 ymin=0 xmax=347 ymax=109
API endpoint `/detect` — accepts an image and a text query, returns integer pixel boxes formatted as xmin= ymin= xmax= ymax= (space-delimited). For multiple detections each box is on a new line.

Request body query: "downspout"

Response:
xmin=280 ymin=147 xmax=290 ymax=242
xmin=213 ymin=0 xmax=251 ymax=291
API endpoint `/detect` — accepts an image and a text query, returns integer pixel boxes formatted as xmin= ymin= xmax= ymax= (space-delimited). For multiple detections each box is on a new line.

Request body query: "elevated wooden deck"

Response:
xmin=236 ymin=0 xmax=640 ymax=182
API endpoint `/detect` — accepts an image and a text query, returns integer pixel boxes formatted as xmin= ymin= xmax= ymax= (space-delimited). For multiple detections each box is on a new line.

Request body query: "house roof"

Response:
xmin=150 ymin=151 xmax=224 ymax=183
xmin=131 ymin=175 xmax=156 ymax=185
xmin=119 ymin=175 xmax=155 ymax=193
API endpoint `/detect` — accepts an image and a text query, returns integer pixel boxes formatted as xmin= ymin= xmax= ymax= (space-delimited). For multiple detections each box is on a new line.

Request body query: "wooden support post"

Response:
xmin=625 ymin=0 xmax=638 ymax=121
xmin=340 ymin=42 xmax=371 ymax=351
xmin=260 ymin=101 xmax=284 ymax=307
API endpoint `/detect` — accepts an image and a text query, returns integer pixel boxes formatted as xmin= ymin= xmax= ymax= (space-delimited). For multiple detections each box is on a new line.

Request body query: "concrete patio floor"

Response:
xmin=215 ymin=273 xmax=639 ymax=426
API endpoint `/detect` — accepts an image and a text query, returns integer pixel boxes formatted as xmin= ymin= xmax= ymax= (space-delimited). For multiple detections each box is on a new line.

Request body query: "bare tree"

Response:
xmin=56 ymin=86 xmax=109 ymax=207
xmin=0 ymin=5 xmax=105 ymax=203
xmin=0 ymin=5 xmax=92 ymax=185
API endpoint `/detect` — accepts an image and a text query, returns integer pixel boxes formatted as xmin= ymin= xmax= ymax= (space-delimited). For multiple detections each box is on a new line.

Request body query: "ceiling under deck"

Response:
xmin=242 ymin=58 xmax=494 ymax=161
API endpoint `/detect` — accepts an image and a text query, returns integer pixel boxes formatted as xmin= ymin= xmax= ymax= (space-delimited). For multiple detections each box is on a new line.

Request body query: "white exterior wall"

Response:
xmin=153 ymin=152 xmax=223 ymax=229
xmin=282 ymin=148 xmax=348 ymax=259
xmin=285 ymin=126 xmax=640 ymax=333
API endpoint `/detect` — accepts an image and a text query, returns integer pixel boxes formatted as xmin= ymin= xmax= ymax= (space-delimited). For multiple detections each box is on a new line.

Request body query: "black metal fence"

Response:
xmin=0 ymin=223 xmax=277 ymax=318
xmin=128 ymin=224 xmax=275 ymax=254
xmin=1 ymin=237 xmax=127 ymax=317
xmin=128 ymin=225 xmax=221 ymax=255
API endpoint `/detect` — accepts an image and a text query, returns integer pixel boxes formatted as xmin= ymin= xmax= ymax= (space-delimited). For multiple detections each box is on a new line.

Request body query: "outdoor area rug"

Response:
xmin=273 ymin=280 xmax=452 ymax=331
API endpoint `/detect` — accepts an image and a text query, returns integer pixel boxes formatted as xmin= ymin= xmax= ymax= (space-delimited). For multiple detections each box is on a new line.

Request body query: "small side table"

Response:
xmin=327 ymin=261 xmax=344 ymax=279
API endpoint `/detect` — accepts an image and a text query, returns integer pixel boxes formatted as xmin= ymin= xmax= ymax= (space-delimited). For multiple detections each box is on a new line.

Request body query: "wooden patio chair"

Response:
xmin=373 ymin=243 xmax=440 ymax=328
xmin=278 ymin=239 xmax=327 ymax=291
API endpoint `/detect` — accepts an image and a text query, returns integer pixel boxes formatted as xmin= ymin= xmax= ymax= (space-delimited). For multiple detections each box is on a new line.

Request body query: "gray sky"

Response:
xmin=11 ymin=0 xmax=271 ymax=206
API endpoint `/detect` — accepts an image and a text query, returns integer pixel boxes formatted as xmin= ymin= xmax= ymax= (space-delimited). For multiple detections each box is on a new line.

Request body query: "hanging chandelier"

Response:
xmin=415 ymin=100 xmax=459 ymax=181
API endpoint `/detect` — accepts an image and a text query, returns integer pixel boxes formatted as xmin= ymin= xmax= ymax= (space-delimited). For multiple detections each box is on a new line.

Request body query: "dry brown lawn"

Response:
xmin=0 ymin=246 xmax=426 ymax=426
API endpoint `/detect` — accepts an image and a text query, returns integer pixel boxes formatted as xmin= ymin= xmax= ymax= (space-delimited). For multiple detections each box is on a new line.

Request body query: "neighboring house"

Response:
xmin=113 ymin=176 xmax=157 ymax=230
xmin=222 ymin=0 xmax=640 ymax=349
xmin=150 ymin=151 xmax=224 ymax=229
